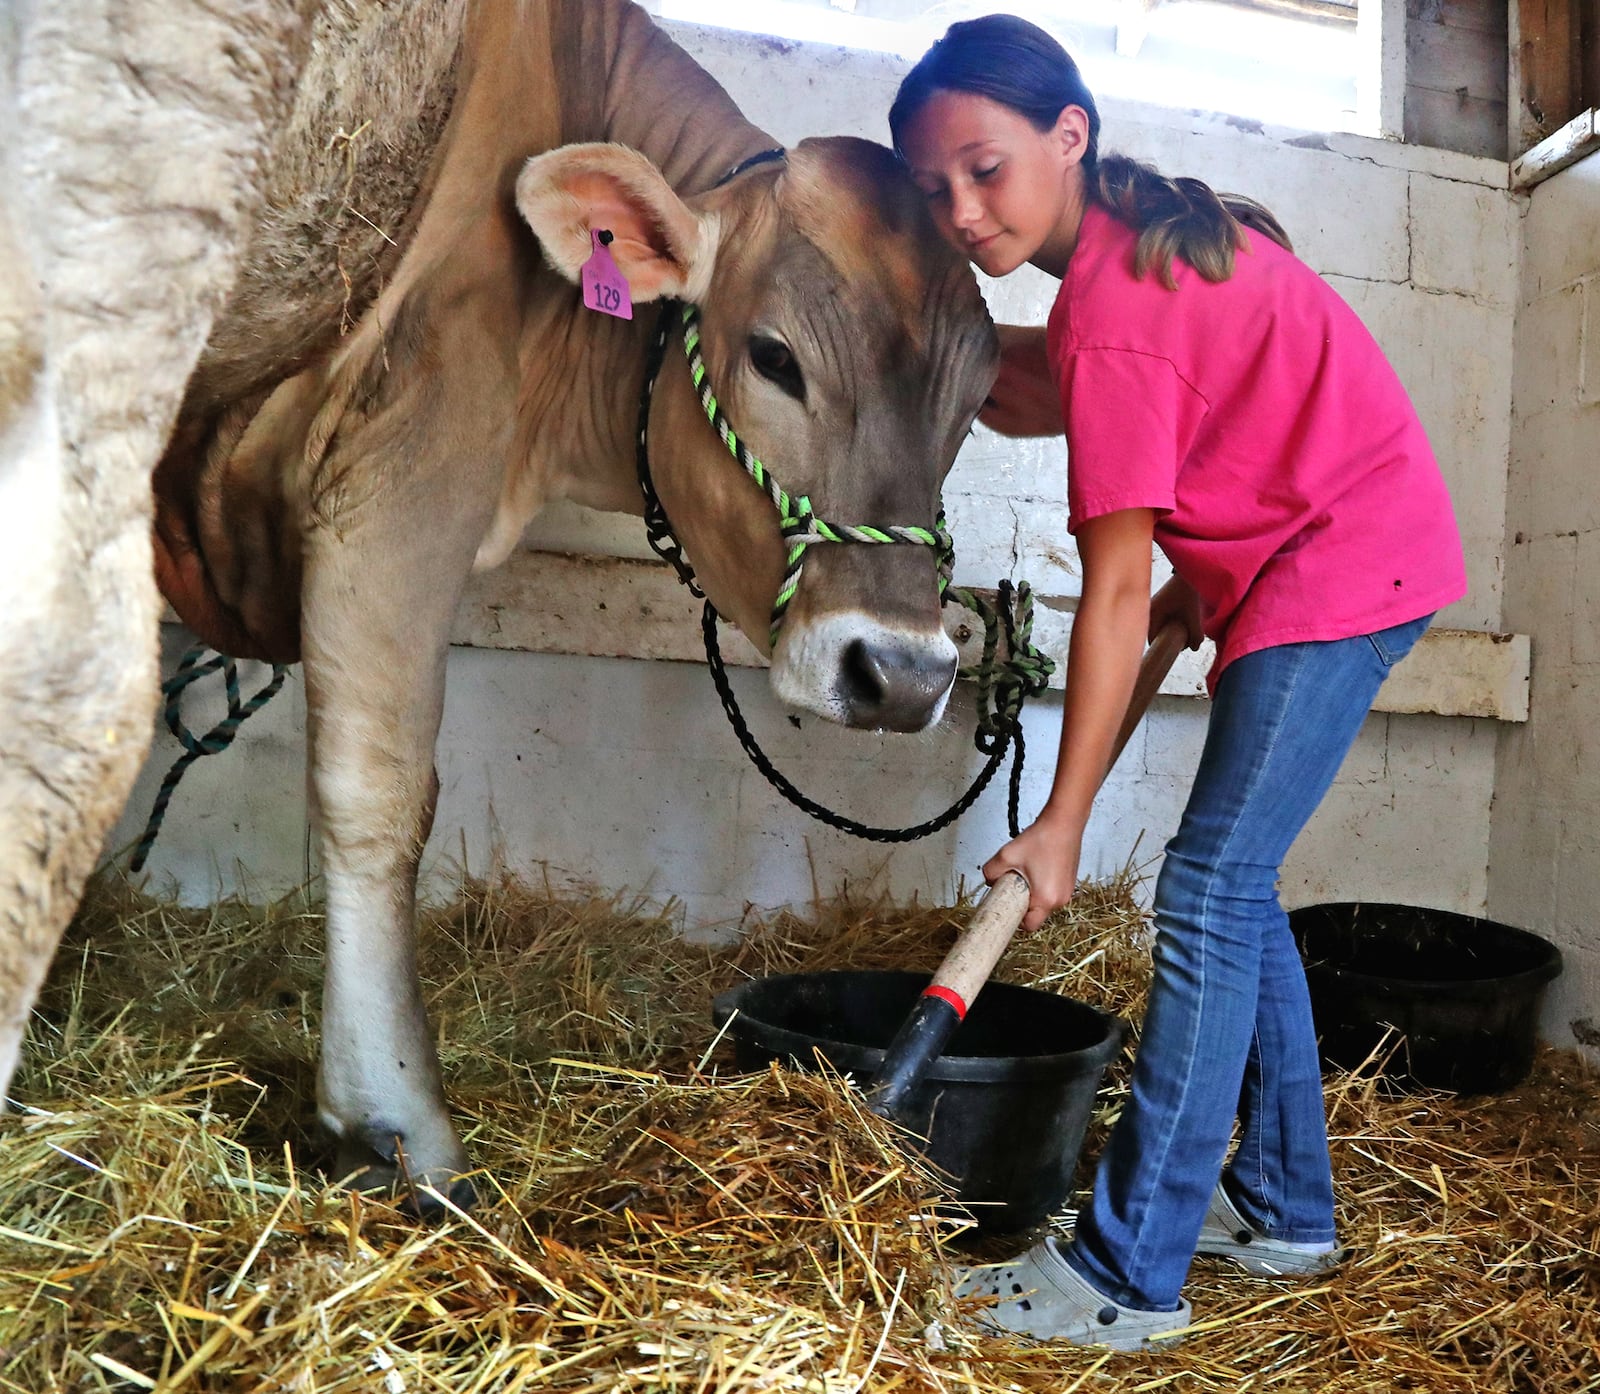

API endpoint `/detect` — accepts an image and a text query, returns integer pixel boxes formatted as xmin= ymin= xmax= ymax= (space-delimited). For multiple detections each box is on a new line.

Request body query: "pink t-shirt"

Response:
xmin=1048 ymin=202 xmax=1466 ymax=686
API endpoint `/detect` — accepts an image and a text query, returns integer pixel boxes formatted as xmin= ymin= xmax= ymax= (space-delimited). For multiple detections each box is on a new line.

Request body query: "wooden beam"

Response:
xmin=1514 ymin=0 xmax=1585 ymax=152
xmin=1400 ymin=0 xmax=1508 ymax=159
xmin=1510 ymin=105 xmax=1600 ymax=188
xmin=448 ymin=550 xmax=1533 ymax=722
xmin=155 ymin=547 xmax=1534 ymax=722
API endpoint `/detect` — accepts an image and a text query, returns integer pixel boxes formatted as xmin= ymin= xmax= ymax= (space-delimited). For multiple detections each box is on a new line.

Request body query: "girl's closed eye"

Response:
xmin=975 ymin=163 xmax=1002 ymax=181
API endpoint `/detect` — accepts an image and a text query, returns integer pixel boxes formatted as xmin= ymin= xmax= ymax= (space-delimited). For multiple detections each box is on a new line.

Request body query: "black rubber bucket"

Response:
xmin=1291 ymin=902 xmax=1563 ymax=1095
xmin=711 ymin=970 xmax=1124 ymax=1234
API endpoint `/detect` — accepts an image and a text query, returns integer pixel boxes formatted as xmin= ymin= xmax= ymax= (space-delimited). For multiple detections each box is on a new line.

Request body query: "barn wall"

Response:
xmin=1489 ymin=150 xmax=1600 ymax=1056
xmin=111 ymin=23 xmax=1519 ymax=951
xmin=1403 ymin=0 xmax=1508 ymax=160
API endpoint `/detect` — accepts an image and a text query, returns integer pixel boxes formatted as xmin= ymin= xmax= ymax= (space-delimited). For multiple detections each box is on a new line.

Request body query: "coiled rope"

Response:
xmin=129 ymin=646 xmax=290 ymax=872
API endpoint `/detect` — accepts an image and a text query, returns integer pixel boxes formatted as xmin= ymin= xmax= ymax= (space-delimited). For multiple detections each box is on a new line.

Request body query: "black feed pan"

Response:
xmin=713 ymin=970 xmax=1125 ymax=1234
xmin=1291 ymin=902 xmax=1562 ymax=1095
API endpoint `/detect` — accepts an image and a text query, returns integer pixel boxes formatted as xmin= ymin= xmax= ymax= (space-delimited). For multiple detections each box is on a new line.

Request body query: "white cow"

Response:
xmin=1 ymin=0 xmax=998 ymax=1210
xmin=0 ymin=0 xmax=318 ymax=1116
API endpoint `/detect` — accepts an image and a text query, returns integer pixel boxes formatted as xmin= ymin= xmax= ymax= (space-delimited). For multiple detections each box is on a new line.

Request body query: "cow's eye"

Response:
xmin=749 ymin=334 xmax=805 ymax=402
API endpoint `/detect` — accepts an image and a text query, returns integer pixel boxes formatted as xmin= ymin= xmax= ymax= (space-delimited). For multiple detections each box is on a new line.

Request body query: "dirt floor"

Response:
xmin=1 ymin=871 xmax=1596 ymax=1392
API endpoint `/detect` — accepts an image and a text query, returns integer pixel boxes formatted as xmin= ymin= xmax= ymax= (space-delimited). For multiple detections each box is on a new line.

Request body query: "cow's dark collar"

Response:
xmin=634 ymin=303 xmax=703 ymax=599
xmin=715 ymin=147 xmax=786 ymax=188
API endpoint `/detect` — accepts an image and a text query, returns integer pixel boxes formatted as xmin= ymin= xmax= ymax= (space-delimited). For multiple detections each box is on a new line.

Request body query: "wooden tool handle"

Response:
xmin=1109 ymin=617 xmax=1190 ymax=775
xmin=932 ymin=613 xmax=1190 ymax=1007
xmin=924 ymin=869 xmax=1032 ymax=1010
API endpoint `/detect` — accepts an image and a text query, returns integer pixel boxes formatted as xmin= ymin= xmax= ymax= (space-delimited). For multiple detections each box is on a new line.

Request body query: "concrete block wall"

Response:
xmin=111 ymin=22 xmax=1521 ymax=954
xmin=1490 ymin=153 xmax=1600 ymax=1056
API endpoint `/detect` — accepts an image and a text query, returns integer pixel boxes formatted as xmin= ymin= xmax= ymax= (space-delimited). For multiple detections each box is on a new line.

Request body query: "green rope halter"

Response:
xmin=677 ymin=304 xmax=954 ymax=645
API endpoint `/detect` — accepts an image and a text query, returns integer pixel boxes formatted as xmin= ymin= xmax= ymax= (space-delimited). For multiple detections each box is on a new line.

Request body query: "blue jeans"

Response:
xmin=1067 ymin=615 xmax=1432 ymax=1312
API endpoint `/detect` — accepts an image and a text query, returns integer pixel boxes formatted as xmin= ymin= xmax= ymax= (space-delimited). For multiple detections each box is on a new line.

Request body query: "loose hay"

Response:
xmin=2 ymin=871 xmax=1596 ymax=1392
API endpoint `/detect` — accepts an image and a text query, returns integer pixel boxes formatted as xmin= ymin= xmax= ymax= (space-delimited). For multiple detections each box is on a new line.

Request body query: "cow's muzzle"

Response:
xmin=771 ymin=613 xmax=958 ymax=732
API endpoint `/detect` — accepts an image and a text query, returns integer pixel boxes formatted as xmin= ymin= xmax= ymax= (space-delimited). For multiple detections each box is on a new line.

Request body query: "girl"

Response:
xmin=890 ymin=15 xmax=1466 ymax=1353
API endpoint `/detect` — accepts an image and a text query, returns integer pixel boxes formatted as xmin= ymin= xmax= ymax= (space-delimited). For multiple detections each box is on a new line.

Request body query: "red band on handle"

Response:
xmin=922 ymin=984 xmax=968 ymax=1020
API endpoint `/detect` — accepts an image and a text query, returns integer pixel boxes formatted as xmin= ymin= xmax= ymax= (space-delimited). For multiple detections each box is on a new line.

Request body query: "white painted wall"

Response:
xmin=110 ymin=22 xmax=1520 ymax=960
xmin=1490 ymin=151 xmax=1600 ymax=1056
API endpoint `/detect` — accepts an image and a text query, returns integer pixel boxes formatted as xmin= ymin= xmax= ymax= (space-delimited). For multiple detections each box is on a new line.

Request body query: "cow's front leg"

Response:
xmin=300 ymin=490 xmax=493 ymax=1214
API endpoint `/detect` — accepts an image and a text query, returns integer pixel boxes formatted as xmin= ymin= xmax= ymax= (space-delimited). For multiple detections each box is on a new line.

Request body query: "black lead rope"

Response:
xmin=717 ymin=146 xmax=787 ymax=185
xmin=130 ymin=646 xmax=290 ymax=872
xmin=698 ymin=591 xmax=1035 ymax=844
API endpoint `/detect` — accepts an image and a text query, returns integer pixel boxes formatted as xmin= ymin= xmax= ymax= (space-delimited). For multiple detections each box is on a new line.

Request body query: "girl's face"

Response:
xmin=900 ymin=90 xmax=1090 ymax=280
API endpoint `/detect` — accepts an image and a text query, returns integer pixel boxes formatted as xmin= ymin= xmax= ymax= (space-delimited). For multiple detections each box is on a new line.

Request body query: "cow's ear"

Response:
xmin=516 ymin=143 xmax=717 ymax=304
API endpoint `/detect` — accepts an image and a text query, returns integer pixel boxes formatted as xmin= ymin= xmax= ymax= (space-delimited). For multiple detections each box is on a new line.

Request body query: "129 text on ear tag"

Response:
xmin=581 ymin=229 xmax=633 ymax=320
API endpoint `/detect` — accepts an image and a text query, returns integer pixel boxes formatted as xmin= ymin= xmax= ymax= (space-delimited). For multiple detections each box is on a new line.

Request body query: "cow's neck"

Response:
xmin=547 ymin=0 xmax=778 ymax=480
xmin=552 ymin=0 xmax=775 ymax=195
xmin=477 ymin=0 xmax=780 ymax=562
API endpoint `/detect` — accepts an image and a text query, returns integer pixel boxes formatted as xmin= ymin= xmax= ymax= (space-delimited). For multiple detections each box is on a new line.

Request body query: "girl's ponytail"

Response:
xmin=1091 ymin=155 xmax=1293 ymax=289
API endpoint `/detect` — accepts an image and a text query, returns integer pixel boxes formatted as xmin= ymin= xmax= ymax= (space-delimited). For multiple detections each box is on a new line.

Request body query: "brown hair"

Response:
xmin=1092 ymin=154 xmax=1292 ymax=289
xmin=889 ymin=15 xmax=1293 ymax=289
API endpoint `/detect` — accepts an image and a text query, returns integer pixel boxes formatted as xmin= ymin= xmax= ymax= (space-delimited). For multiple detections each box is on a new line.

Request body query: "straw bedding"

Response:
xmin=2 ymin=871 xmax=1596 ymax=1392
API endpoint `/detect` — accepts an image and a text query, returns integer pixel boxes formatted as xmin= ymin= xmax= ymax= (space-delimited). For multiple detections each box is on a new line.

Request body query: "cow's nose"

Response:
xmin=840 ymin=636 xmax=957 ymax=732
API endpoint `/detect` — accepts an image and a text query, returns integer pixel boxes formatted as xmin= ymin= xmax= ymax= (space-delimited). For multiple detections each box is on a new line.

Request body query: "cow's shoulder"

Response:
xmin=189 ymin=0 xmax=471 ymax=407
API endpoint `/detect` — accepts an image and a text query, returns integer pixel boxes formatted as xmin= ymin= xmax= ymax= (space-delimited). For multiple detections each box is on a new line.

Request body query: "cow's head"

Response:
xmin=517 ymin=137 xmax=997 ymax=732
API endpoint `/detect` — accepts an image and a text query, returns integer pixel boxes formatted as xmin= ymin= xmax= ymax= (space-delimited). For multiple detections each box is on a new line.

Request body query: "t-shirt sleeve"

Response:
xmin=1059 ymin=346 xmax=1209 ymax=533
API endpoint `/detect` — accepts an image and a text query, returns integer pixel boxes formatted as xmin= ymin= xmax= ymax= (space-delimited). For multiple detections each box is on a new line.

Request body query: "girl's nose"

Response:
xmin=949 ymin=181 xmax=982 ymax=229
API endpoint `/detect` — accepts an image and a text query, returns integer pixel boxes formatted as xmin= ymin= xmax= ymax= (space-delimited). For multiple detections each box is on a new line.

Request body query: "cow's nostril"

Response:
xmin=841 ymin=638 xmax=888 ymax=710
xmin=837 ymin=636 xmax=956 ymax=731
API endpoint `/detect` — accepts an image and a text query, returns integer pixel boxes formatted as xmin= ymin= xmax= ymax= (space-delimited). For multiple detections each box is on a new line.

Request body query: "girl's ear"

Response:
xmin=1055 ymin=105 xmax=1092 ymax=168
xmin=516 ymin=142 xmax=719 ymax=303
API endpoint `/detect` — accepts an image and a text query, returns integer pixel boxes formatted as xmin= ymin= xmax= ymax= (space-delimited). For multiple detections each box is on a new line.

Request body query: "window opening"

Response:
xmin=642 ymin=1 xmax=1362 ymax=135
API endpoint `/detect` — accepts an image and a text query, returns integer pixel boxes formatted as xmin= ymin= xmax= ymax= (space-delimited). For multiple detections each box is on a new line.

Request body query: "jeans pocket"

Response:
xmin=1365 ymin=613 xmax=1434 ymax=668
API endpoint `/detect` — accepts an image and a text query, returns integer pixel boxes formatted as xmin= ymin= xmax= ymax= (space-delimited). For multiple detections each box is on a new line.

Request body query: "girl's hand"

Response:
xmin=978 ymin=325 xmax=1062 ymax=437
xmin=982 ymin=806 xmax=1086 ymax=933
xmin=1149 ymin=573 xmax=1205 ymax=650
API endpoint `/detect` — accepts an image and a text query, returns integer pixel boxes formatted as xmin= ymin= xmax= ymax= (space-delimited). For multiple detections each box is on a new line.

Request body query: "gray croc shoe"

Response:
xmin=953 ymin=1237 xmax=1193 ymax=1352
xmin=1194 ymin=1182 xmax=1348 ymax=1277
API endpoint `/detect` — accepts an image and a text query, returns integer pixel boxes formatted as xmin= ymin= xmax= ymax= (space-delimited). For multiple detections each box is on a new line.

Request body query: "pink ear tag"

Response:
xmin=581 ymin=229 xmax=633 ymax=320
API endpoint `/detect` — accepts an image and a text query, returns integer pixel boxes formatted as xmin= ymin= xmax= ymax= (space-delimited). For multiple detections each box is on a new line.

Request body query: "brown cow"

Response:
xmin=2 ymin=0 xmax=998 ymax=1209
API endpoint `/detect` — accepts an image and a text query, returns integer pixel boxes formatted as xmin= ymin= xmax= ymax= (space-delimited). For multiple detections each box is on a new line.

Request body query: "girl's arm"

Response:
xmin=978 ymin=325 xmax=1063 ymax=437
xmin=983 ymin=507 xmax=1156 ymax=930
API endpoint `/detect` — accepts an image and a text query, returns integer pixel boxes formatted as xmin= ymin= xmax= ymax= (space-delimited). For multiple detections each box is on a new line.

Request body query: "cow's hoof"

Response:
xmin=401 ymin=1171 xmax=480 ymax=1219
xmin=333 ymin=1132 xmax=479 ymax=1218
